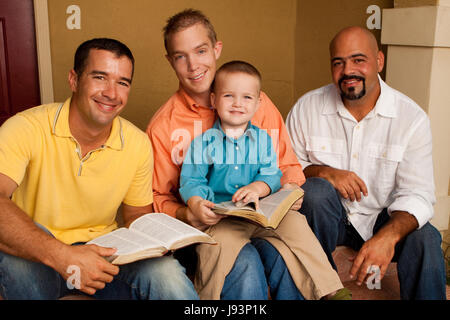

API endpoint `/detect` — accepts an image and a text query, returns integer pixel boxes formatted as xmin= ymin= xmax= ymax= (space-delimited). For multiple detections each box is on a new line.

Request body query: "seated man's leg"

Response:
xmin=393 ymin=222 xmax=446 ymax=300
xmin=0 ymin=251 xmax=69 ymax=299
xmin=251 ymin=238 xmax=304 ymax=300
xmin=221 ymin=242 xmax=268 ymax=300
xmin=300 ymin=177 xmax=347 ymax=267
xmin=94 ymin=255 xmax=198 ymax=300
xmin=0 ymin=223 xmax=69 ymax=299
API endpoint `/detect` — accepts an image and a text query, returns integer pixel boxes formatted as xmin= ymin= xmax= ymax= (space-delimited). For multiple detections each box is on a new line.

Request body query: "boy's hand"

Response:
xmin=232 ymin=182 xmax=270 ymax=210
xmin=187 ymin=196 xmax=223 ymax=228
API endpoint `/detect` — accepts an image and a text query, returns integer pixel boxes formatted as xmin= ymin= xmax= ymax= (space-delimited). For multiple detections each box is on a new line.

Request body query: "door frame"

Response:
xmin=33 ymin=0 xmax=54 ymax=104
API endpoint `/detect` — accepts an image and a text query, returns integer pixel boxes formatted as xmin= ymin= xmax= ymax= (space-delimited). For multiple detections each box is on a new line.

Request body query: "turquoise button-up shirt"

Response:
xmin=179 ymin=120 xmax=281 ymax=204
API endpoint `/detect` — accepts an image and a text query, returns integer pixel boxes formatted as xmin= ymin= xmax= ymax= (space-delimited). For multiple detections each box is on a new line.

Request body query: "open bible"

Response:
xmin=87 ymin=213 xmax=216 ymax=265
xmin=212 ymin=188 xmax=304 ymax=229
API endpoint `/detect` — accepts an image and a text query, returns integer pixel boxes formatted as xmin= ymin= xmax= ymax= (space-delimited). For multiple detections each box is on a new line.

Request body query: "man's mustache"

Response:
xmin=338 ymin=75 xmax=365 ymax=88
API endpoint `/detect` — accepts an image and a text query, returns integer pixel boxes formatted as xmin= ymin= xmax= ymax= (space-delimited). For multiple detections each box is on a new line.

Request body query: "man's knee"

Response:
xmin=0 ymin=252 xmax=62 ymax=299
xmin=404 ymin=222 xmax=442 ymax=251
xmin=128 ymin=255 xmax=198 ymax=299
xmin=302 ymin=177 xmax=337 ymax=204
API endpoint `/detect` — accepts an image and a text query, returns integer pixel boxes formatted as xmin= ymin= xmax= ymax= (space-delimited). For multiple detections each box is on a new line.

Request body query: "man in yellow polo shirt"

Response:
xmin=0 ymin=38 xmax=198 ymax=300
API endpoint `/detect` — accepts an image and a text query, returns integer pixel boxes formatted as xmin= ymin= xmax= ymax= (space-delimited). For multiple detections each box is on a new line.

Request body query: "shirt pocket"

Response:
xmin=306 ymin=136 xmax=345 ymax=168
xmin=367 ymin=143 xmax=405 ymax=192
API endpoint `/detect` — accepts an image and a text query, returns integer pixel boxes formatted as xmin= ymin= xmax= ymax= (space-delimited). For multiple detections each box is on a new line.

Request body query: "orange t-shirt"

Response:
xmin=146 ymin=87 xmax=304 ymax=217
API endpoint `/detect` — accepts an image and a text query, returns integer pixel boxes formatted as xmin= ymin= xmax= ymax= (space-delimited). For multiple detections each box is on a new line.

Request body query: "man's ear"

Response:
xmin=68 ymin=69 xmax=78 ymax=93
xmin=165 ymin=53 xmax=174 ymax=67
xmin=377 ymin=50 xmax=385 ymax=73
xmin=213 ymin=41 xmax=223 ymax=60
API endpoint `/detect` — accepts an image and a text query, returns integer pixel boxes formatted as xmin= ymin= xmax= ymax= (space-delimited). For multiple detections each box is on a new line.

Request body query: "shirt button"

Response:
xmin=352 ymin=153 xmax=358 ymax=159
xmin=235 ymin=185 xmax=239 ymax=188
xmin=356 ymin=125 xmax=360 ymax=130
xmin=235 ymin=146 xmax=239 ymax=150
xmin=234 ymin=166 xmax=238 ymax=170
xmin=321 ymin=146 xmax=326 ymax=150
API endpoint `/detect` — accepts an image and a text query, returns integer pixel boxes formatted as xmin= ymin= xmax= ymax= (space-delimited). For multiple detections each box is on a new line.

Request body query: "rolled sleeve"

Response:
xmin=388 ymin=195 xmax=433 ymax=229
xmin=388 ymin=115 xmax=435 ymax=229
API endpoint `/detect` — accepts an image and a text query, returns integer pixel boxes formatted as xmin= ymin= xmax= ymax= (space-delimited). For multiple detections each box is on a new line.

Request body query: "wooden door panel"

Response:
xmin=0 ymin=18 xmax=10 ymax=122
xmin=0 ymin=0 xmax=41 ymax=126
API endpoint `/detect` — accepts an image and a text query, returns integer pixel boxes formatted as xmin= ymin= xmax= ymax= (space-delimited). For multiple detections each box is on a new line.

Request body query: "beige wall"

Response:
xmin=47 ymin=0 xmax=297 ymax=130
xmin=47 ymin=0 xmax=394 ymax=129
xmin=294 ymin=0 xmax=393 ymax=101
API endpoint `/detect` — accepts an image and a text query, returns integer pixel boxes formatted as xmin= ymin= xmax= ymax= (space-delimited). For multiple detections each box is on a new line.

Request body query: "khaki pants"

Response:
xmin=195 ymin=211 xmax=343 ymax=300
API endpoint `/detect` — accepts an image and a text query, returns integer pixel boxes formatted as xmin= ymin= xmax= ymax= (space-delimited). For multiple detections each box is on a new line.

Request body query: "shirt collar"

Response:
xmin=212 ymin=119 xmax=257 ymax=142
xmin=322 ymin=75 xmax=397 ymax=119
xmin=177 ymin=86 xmax=212 ymax=113
xmin=51 ymin=97 xmax=124 ymax=151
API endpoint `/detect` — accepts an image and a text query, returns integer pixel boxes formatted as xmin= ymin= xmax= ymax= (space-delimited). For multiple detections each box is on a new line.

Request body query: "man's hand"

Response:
xmin=349 ymin=232 xmax=396 ymax=286
xmin=53 ymin=244 xmax=119 ymax=296
xmin=349 ymin=211 xmax=418 ymax=286
xmin=186 ymin=196 xmax=223 ymax=230
xmin=281 ymin=183 xmax=303 ymax=211
xmin=307 ymin=166 xmax=368 ymax=202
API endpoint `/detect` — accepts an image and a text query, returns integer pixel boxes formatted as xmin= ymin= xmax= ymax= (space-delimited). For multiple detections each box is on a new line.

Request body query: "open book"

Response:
xmin=87 ymin=213 xmax=216 ymax=265
xmin=212 ymin=188 xmax=304 ymax=229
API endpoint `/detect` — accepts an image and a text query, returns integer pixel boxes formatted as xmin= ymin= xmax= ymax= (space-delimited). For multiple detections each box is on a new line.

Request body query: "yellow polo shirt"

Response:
xmin=0 ymin=98 xmax=153 ymax=244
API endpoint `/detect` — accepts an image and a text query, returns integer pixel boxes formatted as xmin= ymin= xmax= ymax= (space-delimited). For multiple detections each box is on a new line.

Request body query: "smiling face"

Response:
xmin=329 ymin=27 xmax=384 ymax=105
xmin=211 ymin=71 xmax=261 ymax=136
xmin=166 ymin=23 xmax=222 ymax=106
xmin=68 ymin=49 xmax=132 ymax=131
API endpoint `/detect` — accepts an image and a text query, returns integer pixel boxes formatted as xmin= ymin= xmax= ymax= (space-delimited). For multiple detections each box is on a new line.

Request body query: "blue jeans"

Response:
xmin=300 ymin=177 xmax=447 ymax=300
xmin=221 ymin=239 xmax=304 ymax=300
xmin=0 ymin=225 xmax=198 ymax=300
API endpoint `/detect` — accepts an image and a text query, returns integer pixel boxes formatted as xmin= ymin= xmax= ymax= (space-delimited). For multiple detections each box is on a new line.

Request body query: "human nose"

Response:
xmin=233 ymin=97 xmax=243 ymax=108
xmin=102 ymin=81 xmax=117 ymax=100
xmin=343 ymin=59 xmax=355 ymax=75
xmin=187 ymin=55 xmax=199 ymax=72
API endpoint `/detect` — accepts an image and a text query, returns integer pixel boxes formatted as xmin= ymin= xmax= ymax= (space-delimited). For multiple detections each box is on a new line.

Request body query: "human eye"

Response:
xmin=93 ymin=75 xmax=105 ymax=80
xmin=173 ymin=54 xmax=185 ymax=61
xmin=118 ymin=81 xmax=130 ymax=87
xmin=332 ymin=60 xmax=343 ymax=68
xmin=244 ymin=95 xmax=253 ymax=100
xmin=197 ymin=47 xmax=208 ymax=55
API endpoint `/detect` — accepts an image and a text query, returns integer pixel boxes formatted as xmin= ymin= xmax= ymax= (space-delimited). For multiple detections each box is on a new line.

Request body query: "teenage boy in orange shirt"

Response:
xmin=147 ymin=9 xmax=307 ymax=299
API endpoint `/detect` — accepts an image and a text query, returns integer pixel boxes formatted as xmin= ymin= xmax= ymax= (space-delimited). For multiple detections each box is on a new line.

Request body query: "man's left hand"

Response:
xmin=349 ymin=233 xmax=396 ymax=286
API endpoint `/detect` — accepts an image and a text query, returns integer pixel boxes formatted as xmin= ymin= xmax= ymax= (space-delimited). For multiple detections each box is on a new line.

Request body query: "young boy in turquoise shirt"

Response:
xmin=179 ymin=61 xmax=349 ymax=300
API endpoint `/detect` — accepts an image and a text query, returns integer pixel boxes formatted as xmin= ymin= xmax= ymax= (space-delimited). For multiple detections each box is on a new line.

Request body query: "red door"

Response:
xmin=0 ymin=0 xmax=41 ymax=126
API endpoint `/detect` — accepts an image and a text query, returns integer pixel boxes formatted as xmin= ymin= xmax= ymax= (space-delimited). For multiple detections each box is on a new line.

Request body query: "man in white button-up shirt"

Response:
xmin=286 ymin=26 xmax=446 ymax=300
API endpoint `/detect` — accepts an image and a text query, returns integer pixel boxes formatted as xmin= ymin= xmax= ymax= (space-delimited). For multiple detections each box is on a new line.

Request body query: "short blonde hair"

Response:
xmin=163 ymin=8 xmax=217 ymax=53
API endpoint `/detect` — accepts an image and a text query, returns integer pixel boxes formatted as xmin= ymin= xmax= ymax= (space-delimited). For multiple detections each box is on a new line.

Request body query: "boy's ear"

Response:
xmin=255 ymin=93 xmax=262 ymax=110
xmin=210 ymin=92 xmax=216 ymax=109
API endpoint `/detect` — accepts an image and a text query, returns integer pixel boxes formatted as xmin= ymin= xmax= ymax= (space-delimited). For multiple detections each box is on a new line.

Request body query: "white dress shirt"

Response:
xmin=286 ymin=76 xmax=435 ymax=240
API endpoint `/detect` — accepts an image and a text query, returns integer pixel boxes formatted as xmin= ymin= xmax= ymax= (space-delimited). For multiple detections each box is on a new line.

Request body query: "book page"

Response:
xmin=259 ymin=189 xmax=293 ymax=218
xmin=88 ymin=228 xmax=165 ymax=256
xmin=130 ymin=213 xmax=209 ymax=248
xmin=215 ymin=201 xmax=264 ymax=214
